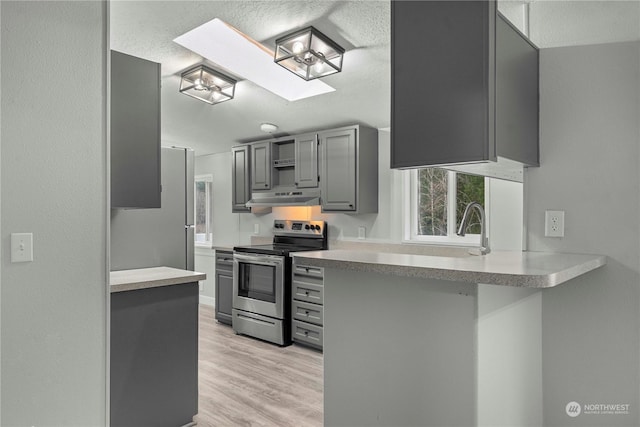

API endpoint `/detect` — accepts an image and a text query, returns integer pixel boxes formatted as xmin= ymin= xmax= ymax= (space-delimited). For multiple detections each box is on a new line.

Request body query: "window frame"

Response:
xmin=194 ymin=174 xmax=214 ymax=247
xmin=402 ymin=169 xmax=488 ymax=246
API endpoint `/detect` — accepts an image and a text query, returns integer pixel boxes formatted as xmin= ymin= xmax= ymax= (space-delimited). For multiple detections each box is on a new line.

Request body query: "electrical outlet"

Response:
xmin=254 ymin=223 xmax=260 ymax=234
xmin=358 ymin=226 xmax=366 ymax=239
xmin=545 ymin=210 xmax=565 ymax=237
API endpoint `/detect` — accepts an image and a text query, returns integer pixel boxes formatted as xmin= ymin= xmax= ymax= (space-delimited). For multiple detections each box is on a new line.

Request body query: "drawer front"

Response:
xmin=292 ymin=300 xmax=323 ymax=326
xmin=292 ymin=280 xmax=323 ymax=305
xmin=293 ymin=264 xmax=324 ymax=280
xmin=292 ymin=320 xmax=323 ymax=349
xmin=216 ymin=251 xmax=233 ymax=271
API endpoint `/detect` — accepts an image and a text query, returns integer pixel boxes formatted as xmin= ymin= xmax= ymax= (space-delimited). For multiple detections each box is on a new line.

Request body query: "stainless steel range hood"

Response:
xmin=246 ymin=188 xmax=321 ymax=208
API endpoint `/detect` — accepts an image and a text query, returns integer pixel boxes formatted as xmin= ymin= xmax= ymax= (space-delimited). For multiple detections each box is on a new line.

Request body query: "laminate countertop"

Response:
xmin=292 ymin=250 xmax=606 ymax=288
xmin=110 ymin=266 xmax=206 ymax=293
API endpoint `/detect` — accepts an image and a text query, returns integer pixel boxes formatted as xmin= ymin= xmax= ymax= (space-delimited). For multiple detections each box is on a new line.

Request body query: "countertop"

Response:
xmin=292 ymin=250 xmax=606 ymax=288
xmin=110 ymin=266 xmax=206 ymax=293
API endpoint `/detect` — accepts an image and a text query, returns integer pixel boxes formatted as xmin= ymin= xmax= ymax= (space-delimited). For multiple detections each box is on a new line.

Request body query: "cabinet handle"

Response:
xmin=295 ymin=182 xmax=298 ymax=186
xmin=349 ymin=204 xmax=354 ymax=208
xmin=305 ymin=311 xmax=309 ymax=315
xmin=304 ymin=331 xmax=309 ymax=336
xmin=264 ymin=183 xmax=268 ymax=187
xmin=305 ymin=291 xmax=310 ymax=296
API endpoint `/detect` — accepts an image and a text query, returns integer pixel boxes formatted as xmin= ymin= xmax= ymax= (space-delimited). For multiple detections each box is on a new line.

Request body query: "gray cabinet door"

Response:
xmin=251 ymin=141 xmax=271 ymax=190
xmin=391 ymin=1 xmax=494 ymax=168
xmin=111 ymin=50 xmax=161 ymax=208
xmin=320 ymin=128 xmax=357 ymax=211
xmin=294 ymin=133 xmax=318 ymax=188
xmin=215 ymin=272 xmax=233 ymax=324
xmin=111 ymin=283 xmax=198 ymax=426
xmin=231 ymin=146 xmax=251 ymax=212
xmin=215 ymin=251 xmax=233 ymax=325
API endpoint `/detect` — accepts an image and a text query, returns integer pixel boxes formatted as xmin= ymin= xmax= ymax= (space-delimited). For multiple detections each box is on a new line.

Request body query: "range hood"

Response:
xmin=246 ymin=188 xmax=321 ymax=208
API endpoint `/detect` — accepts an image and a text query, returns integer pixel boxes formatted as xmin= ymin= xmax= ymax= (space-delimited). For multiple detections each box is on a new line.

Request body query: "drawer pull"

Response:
xmin=305 ymin=291 xmax=309 ymax=296
xmin=304 ymin=331 xmax=309 ymax=336
xmin=305 ymin=311 xmax=309 ymax=315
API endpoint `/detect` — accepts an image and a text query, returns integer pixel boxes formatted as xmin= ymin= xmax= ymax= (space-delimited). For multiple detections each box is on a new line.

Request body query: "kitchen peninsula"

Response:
xmin=292 ymin=249 xmax=606 ymax=426
xmin=110 ymin=267 xmax=205 ymax=427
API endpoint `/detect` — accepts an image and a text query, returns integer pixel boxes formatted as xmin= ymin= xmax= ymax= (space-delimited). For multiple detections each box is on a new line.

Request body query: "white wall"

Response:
xmin=1 ymin=1 xmax=108 ymax=425
xmin=527 ymin=41 xmax=639 ymax=426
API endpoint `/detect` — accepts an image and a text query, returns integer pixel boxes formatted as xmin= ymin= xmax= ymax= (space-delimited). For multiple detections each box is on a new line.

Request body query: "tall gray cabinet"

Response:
xmin=251 ymin=141 xmax=272 ymax=190
xmin=111 ymin=50 xmax=161 ymax=208
xmin=231 ymin=146 xmax=251 ymax=213
xmin=390 ymin=0 xmax=539 ymax=170
xmin=294 ymin=133 xmax=319 ymax=189
xmin=320 ymin=125 xmax=378 ymax=213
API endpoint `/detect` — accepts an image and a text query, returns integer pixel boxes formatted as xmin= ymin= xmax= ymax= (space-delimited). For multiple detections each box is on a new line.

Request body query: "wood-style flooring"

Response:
xmin=193 ymin=305 xmax=323 ymax=427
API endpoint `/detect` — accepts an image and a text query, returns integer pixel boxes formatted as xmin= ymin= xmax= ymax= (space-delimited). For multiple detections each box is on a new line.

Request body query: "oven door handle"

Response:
xmin=233 ymin=253 xmax=284 ymax=267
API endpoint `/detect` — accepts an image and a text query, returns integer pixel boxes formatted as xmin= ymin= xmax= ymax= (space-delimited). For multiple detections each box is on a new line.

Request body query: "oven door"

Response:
xmin=233 ymin=252 xmax=285 ymax=319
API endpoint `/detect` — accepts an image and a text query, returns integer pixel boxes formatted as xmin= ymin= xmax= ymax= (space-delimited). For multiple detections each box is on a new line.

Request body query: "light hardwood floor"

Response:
xmin=194 ymin=305 xmax=323 ymax=427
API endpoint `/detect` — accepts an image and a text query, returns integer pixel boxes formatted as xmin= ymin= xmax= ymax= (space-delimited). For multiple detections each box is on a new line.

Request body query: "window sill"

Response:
xmin=401 ymin=236 xmax=481 ymax=248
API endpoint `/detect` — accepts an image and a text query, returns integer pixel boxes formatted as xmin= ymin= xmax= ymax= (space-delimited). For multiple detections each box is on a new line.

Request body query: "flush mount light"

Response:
xmin=274 ymin=26 xmax=345 ymax=81
xmin=260 ymin=123 xmax=278 ymax=133
xmin=174 ymin=18 xmax=335 ymax=101
xmin=179 ymin=65 xmax=236 ymax=105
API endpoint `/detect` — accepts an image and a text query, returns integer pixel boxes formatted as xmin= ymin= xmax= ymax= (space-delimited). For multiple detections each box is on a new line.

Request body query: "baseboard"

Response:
xmin=199 ymin=295 xmax=215 ymax=307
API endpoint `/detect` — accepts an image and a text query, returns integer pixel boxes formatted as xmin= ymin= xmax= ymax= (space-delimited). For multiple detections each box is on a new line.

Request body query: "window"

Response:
xmin=195 ymin=175 xmax=214 ymax=246
xmin=405 ymin=168 xmax=486 ymax=244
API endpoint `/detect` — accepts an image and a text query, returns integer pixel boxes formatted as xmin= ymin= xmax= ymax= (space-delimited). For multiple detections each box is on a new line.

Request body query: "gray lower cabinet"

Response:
xmin=231 ymin=146 xmax=251 ymax=212
xmin=111 ymin=50 xmax=161 ymax=209
xmin=215 ymin=250 xmax=234 ymax=325
xmin=390 ymin=1 xmax=539 ymax=169
xmin=319 ymin=125 xmax=378 ymax=213
xmin=110 ymin=283 xmax=198 ymax=426
xmin=291 ymin=262 xmax=324 ymax=350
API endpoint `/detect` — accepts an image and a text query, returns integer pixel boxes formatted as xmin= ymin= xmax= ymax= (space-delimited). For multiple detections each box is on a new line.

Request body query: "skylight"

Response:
xmin=174 ymin=18 xmax=336 ymax=101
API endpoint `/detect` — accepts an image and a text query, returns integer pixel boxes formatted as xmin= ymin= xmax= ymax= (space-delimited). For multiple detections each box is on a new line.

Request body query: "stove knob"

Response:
xmin=314 ymin=225 xmax=321 ymax=231
xmin=305 ymin=224 xmax=310 ymax=230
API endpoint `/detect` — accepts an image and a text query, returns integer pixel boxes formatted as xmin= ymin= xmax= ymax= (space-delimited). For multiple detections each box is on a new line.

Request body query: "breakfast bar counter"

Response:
xmin=292 ymin=249 xmax=606 ymax=287
xmin=291 ymin=249 xmax=606 ymax=426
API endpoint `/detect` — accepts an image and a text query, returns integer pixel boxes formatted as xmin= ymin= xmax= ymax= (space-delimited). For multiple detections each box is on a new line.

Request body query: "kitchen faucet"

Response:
xmin=457 ymin=202 xmax=490 ymax=255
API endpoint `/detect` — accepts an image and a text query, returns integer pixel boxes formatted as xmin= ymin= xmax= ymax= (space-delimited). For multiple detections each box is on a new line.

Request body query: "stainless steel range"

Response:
xmin=232 ymin=220 xmax=328 ymax=346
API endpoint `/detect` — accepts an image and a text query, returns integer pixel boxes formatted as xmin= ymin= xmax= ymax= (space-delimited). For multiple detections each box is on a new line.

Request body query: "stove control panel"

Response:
xmin=273 ymin=220 xmax=325 ymax=236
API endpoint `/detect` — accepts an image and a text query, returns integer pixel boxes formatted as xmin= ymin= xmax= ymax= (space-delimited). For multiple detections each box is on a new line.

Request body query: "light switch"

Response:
xmin=11 ymin=233 xmax=33 ymax=263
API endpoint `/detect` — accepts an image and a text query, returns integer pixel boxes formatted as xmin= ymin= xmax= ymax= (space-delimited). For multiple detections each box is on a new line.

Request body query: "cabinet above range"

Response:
xmin=232 ymin=124 xmax=378 ymax=214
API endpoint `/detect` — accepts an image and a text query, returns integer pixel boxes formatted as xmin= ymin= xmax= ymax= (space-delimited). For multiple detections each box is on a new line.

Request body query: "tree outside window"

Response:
xmin=410 ymin=169 xmax=485 ymax=241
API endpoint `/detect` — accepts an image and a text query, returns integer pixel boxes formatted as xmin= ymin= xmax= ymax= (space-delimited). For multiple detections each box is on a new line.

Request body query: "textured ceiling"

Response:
xmin=110 ymin=0 xmax=639 ymax=156
xmin=110 ymin=0 xmax=390 ymax=156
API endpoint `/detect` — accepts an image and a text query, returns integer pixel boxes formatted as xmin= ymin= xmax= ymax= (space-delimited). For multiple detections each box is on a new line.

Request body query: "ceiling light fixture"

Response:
xmin=173 ymin=19 xmax=335 ymax=101
xmin=179 ymin=65 xmax=236 ymax=105
xmin=274 ymin=27 xmax=345 ymax=81
xmin=260 ymin=123 xmax=278 ymax=133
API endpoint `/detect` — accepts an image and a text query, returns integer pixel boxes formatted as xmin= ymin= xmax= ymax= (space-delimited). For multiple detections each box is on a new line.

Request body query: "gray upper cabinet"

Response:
xmin=111 ymin=50 xmax=161 ymax=208
xmin=390 ymin=0 xmax=539 ymax=170
xmin=251 ymin=141 xmax=272 ymax=190
xmin=319 ymin=125 xmax=378 ymax=213
xmin=294 ymin=133 xmax=319 ymax=188
xmin=231 ymin=145 xmax=251 ymax=213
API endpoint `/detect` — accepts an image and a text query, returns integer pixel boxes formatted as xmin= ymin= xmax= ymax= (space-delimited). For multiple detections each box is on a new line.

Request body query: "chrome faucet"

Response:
xmin=457 ymin=202 xmax=490 ymax=255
